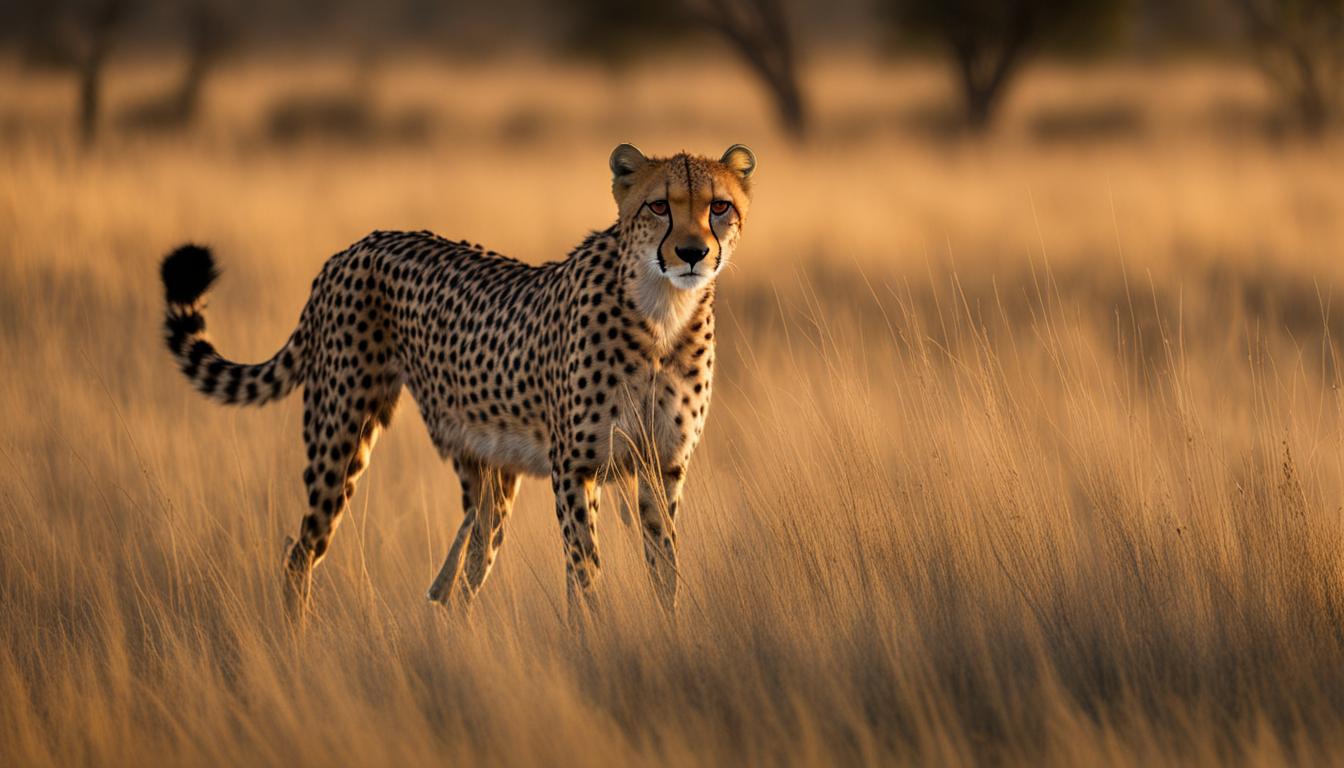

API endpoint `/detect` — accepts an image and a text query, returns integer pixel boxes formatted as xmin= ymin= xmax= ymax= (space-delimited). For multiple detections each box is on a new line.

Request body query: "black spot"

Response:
xmin=187 ymin=339 xmax=212 ymax=365
xmin=164 ymin=312 xmax=205 ymax=348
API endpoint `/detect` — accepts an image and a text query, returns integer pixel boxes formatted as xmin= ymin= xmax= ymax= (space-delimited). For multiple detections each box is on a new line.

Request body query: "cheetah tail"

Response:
xmin=160 ymin=244 xmax=307 ymax=406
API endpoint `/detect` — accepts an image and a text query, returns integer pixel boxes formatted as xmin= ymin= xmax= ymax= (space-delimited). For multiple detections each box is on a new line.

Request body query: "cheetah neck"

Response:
xmin=630 ymin=273 xmax=710 ymax=346
xmin=608 ymin=223 xmax=715 ymax=354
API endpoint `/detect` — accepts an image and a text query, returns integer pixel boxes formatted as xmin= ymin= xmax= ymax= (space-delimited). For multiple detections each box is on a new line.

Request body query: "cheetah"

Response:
xmin=159 ymin=144 xmax=755 ymax=620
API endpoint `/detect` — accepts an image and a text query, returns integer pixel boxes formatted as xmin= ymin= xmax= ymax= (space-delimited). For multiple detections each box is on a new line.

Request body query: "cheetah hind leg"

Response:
xmin=427 ymin=456 xmax=482 ymax=607
xmin=284 ymin=391 xmax=395 ymax=621
xmin=427 ymin=458 xmax=519 ymax=609
xmin=613 ymin=472 xmax=636 ymax=528
xmin=426 ymin=508 xmax=476 ymax=606
xmin=282 ymin=536 xmax=314 ymax=620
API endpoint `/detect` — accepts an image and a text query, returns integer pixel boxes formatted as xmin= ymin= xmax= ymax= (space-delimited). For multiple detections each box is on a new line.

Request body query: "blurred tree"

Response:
xmin=689 ymin=0 xmax=807 ymax=137
xmin=1231 ymin=0 xmax=1343 ymax=134
xmin=562 ymin=0 xmax=809 ymax=138
xmin=882 ymin=0 xmax=1127 ymax=131
xmin=25 ymin=0 xmax=132 ymax=144
xmin=10 ymin=0 xmax=132 ymax=144
xmin=560 ymin=0 xmax=686 ymax=64
xmin=78 ymin=1 xmax=129 ymax=144
xmin=120 ymin=0 xmax=238 ymax=132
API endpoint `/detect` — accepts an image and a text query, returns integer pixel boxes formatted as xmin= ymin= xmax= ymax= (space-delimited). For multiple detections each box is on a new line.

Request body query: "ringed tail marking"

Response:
xmin=160 ymin=244 xmax=307 ymax=406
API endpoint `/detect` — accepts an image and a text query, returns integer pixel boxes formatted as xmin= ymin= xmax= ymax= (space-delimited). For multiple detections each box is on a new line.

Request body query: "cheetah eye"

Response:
xmin=710 ymin=200 xmax=732 ymax=216
xmin=647 ymin=200 xmax=669 ymax=216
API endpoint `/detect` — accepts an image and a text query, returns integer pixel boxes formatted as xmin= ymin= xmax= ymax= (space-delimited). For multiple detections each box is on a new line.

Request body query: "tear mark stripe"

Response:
xmin=655 ymin=179 xmax=671 ymax=273
xmin=709 ymin=181 xmax=723 ymax=270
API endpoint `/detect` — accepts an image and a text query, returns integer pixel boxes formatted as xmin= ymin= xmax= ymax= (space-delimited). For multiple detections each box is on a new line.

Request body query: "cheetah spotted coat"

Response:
xmin=160 ymin=144 xmax=754 ymax=619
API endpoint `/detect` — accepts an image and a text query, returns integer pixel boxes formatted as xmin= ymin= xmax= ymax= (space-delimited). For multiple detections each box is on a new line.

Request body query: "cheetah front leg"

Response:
xmin=637 ymin=466 xmax=684 ymax=614
xmin=552 ymin=469 xmax=602 ymax=625
xmin=426 ymin=457 xmax=519 ymax=608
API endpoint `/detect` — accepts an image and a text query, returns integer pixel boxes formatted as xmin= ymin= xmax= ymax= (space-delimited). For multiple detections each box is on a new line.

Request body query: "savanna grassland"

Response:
xmin=3 ymin=54 xmax=1344 ymax=765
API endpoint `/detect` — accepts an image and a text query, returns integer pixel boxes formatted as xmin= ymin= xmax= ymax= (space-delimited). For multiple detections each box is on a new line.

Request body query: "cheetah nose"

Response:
xmin=675 ymin=245 xmax=709 ymax=267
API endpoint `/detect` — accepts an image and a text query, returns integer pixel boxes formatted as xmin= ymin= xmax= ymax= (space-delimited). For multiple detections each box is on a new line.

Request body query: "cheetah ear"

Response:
xmin=720 ymin=144 xmax=756 ymax=179
xmin=609 ymin=143 xmax=648 ymax=188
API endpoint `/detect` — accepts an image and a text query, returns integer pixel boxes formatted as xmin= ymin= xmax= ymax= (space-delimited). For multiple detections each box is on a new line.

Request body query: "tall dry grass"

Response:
xmin=3 ymin=55 xmax=1344 ymax=765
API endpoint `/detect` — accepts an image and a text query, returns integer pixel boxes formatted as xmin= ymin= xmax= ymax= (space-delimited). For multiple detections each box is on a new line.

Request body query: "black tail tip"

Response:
xmin=161 ymin=244 xmax=219 ymax=305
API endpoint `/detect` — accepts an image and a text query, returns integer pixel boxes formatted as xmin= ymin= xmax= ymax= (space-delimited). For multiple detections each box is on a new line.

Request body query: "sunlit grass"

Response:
xmin=2 ymin=55 xmax=1344 ymax=765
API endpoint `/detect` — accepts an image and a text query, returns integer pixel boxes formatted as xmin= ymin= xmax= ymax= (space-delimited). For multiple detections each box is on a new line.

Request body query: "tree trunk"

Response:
xmin=745 ymin=39 xmax=806 ymax=139
xmin=697 ymin=0 xmax=809 ymax=139
xmin=77 ymin=57 xmax=102 ymax=145
xmin=176 ymin=1 xmax=233 ymax=126
xmin=949 ymin=6 xmax=1033 ymax=133
xmin=1231 ymin=0 xmax=1339 ymax=138
xmin=76 ymin=0 xmax=127 ymax=146
xmin=953 ymin=48 xmax=995 ymax=132
xmin=769 ymin=71 xmax=806 ymax=138
xmin=172 ymin=47 xmax=212 ymax=124
xmin=1289 ymin=44 xmax=1328 ymax=136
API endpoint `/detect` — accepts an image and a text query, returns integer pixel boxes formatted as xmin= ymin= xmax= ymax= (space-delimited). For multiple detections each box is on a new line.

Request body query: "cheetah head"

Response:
xmin=610 ymin=144 xmax=755 ymax=293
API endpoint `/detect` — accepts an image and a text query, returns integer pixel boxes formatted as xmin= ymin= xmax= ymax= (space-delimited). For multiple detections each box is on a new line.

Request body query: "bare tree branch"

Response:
xmin=77 ymin=0 xmax=130 ymax=145
xmin=687 ymin=0 xmax=807 ymax=137
xmin=1230 ymin=0 xmax=1343 ymax=134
